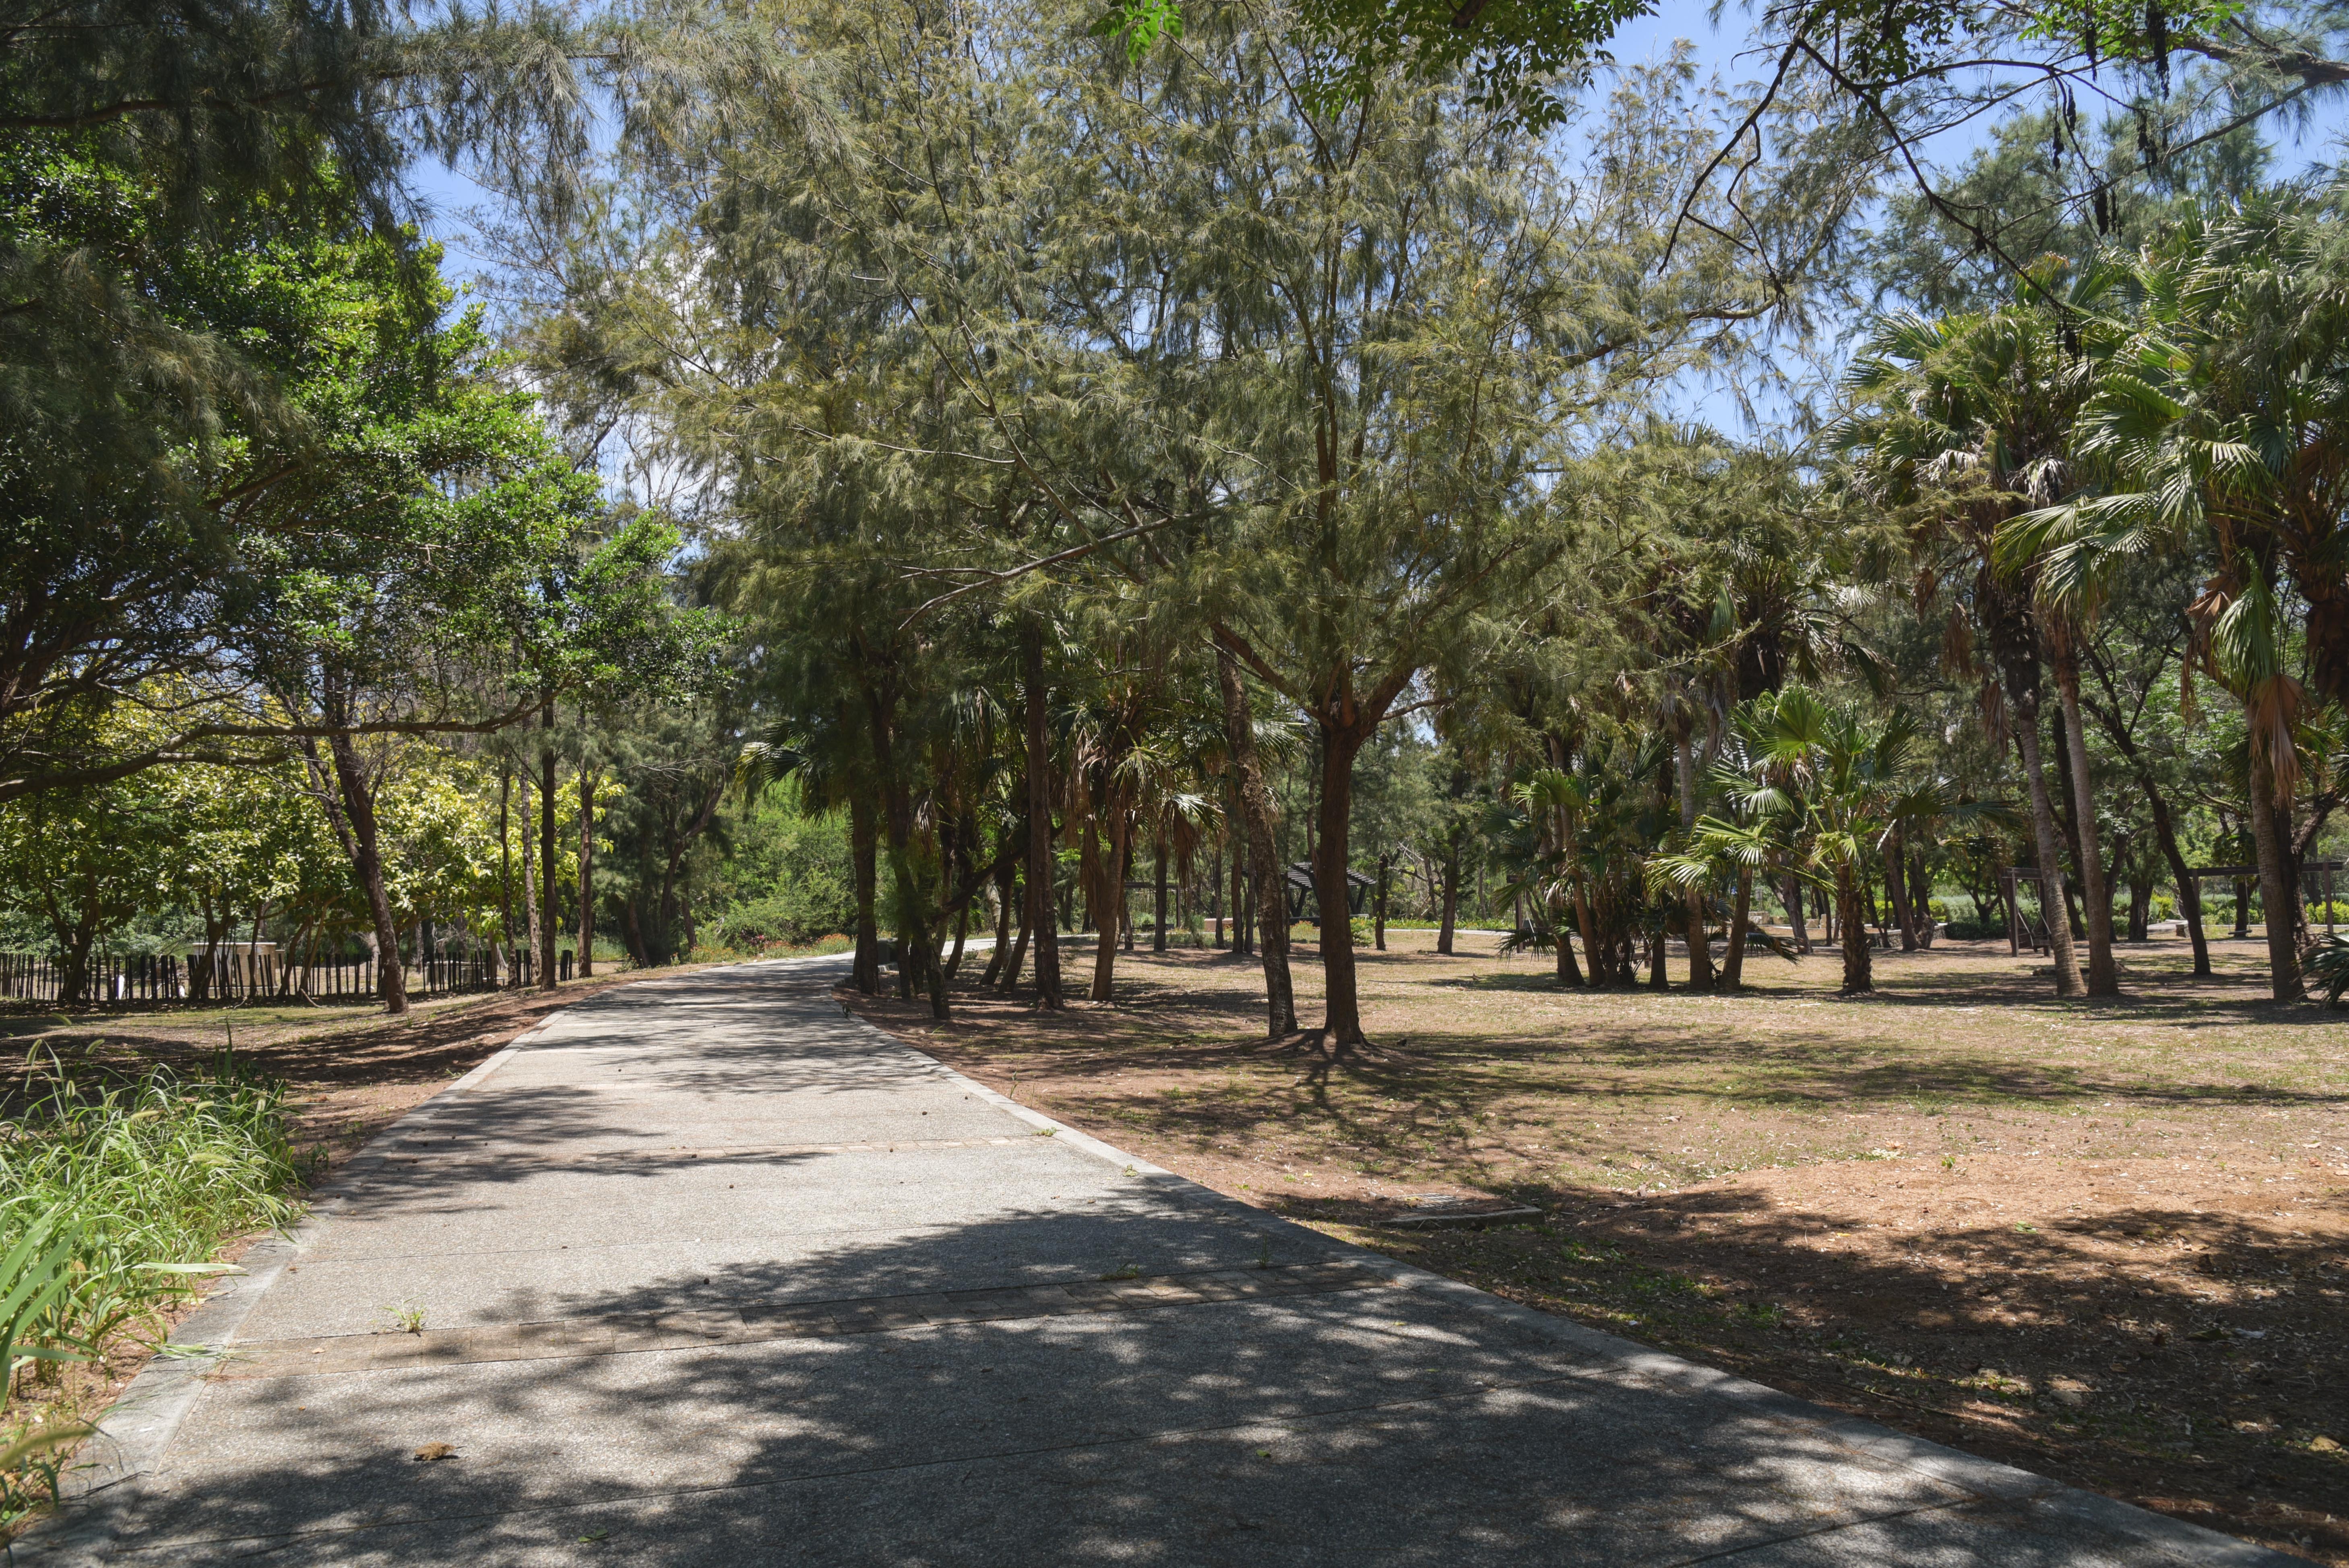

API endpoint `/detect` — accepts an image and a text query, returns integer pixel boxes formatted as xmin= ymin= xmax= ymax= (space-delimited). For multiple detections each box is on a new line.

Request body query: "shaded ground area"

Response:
xmin=845 ymin=930 xmax=2349 ymax=1565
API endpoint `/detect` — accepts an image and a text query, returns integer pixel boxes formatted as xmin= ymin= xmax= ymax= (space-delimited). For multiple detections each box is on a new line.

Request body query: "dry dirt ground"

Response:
xmin=845 ymin=929 xmax=2349 ymax=1566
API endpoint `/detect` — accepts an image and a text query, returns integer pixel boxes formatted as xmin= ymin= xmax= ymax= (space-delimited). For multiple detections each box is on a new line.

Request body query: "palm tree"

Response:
xmin=1833 ymin=265 xmax=2123 ymax=996
xmin=2006 ymin=196 xmax=2349 ymax=1000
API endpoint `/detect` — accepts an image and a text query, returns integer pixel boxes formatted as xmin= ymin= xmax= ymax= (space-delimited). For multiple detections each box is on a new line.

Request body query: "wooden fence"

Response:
xmin=0 ymin=946 xmax=570 ymax=1007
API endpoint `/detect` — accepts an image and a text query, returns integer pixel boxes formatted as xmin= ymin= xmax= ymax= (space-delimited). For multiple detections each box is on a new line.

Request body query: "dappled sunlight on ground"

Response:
xmin=848 ymin=929 xmax=2349 ymax=1564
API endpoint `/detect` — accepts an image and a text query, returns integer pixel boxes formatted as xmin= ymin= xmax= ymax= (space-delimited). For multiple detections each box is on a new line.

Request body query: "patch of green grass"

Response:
xmin=0 ymin=1049 xmax=299 ymax=1530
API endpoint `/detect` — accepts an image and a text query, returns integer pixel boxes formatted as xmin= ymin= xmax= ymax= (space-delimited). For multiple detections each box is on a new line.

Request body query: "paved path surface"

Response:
xmin=32 ymin=958 xmax=2289 ymax=1566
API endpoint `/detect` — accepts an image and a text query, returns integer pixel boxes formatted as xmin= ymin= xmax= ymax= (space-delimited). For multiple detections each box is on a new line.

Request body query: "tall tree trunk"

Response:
xmin=1212 ymin=827 xmax=1225 ymax=949
xmin=2014 ymin=715 xmax=2086 ymax=995
xmin=520 ymin=775 xmax=542 ymax=983
xmin=2247 ymin=742 xmax=2307 ymax=1001
xmin=1785 ymin=877 xmax=1810 ymax=954
xmin=1909 ymin=853 xmax=1937 ymax=946
xmin=1216 ymin=649 xmax=1295 ymax=1037
xmin=1723 ymin=867 xmax=1752 ymax=987
xmin=2050 ymin=640 xmax=2118 ymax=993
xmin=498 ymin=764 xmax=514 ymax=985
xmin=1374 ymin=853 xmax=1388 ymax=952
xmin=1436 ymin=831 xmax=1461 ymax=956
xmin=1982 ymin=566 xmax=2086 ymax=995
xmin=999 ymin=887 xmax=1031 ymax=992
xmin=538 ymin=696 xmax=558 ymax=992
xmin=1121 ymin=834 xmax=1136 ymax=952
xmin=1090 ymin=812 xmax=1126 ymax=1001
xmin=1312 ymin=721 xmax=1379 ymax=1046
xmin=1023 ymin=621 xmax=1065 ymax=1009
xmin=326 ymin=727 xmax=408 ymax=1015
xmin=1885 ymin=824 xmax=1919 ymax=951
xmin=863 ymin=667 xmax=946 ymax=1020
xmin=981 ymin=847 xmax=1017 ymax=987
xmin=1153 ymin=832 xmax=1169 ymax=953
xmin=1675 ymin=727 xmax=1714 ymax=989
xmin=577 ymin=763 xmax=597 ymax=978
xmin=850 ymin=789 xmax=881 ymax=996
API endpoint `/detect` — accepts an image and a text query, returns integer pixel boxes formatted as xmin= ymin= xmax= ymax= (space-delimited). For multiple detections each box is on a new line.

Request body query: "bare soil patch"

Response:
xmin=844 ymin=930 xmax=2349 ymax=1565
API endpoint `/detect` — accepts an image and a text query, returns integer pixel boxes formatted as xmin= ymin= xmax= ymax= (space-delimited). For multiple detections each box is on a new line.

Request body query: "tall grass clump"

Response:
xmin=0 ymin=1049 xmax=301 ymax=1523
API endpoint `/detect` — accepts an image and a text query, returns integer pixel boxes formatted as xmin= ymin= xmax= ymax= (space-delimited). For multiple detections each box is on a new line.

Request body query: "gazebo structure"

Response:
xmin=1282 ymin=861 xmax=1374 ymax=926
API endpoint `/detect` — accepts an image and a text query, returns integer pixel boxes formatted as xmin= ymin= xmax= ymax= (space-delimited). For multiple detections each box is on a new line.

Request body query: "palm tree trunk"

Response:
xmin=1675 ymin=728 xmax=1714 ymax=990
xmin=2247 ymin=743 xmax=2307 ymax=1001
xmin=1885 ymin=824 xmax=1919 ymax=951
xmin=2051 ymin=640 xmax=2118 ymax=993
xmin=1837 ymin=866 xmax=1872 ymax=993
xmin=1723 ymin=868 xmax=1752 ymax=987
xmin=2014 ymin=715 xmax=2087 ymax=996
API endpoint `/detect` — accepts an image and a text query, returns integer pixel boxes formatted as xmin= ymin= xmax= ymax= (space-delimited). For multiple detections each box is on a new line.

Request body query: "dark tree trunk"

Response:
xmin=1090 ymin=814 xmax=1126 ymax=1001
xmin=1837 ymin=865 xmax=1873 ymax=993
xmin=1374 ymin=853 xmax=1388 ymax=952
xmin=1212 ymin=828 xmax=1225 ymax=949
xmin=1216 ymin=649 xmax=1295 ymax=1037
xmin=1436 ymin=830 xmax=1461 ymax=956
xmin=1786 ymin=877 xmax=1810 ymax=954
xmin=981 ymin=845 xmax=1017 ymax=987
xmin=2247 ymin=743 xmax=2307 ymax=1001
xmin=538 ymin=696 xmax=558 ymax=993
xmin=498 ymin=764 xmax=514 ymax=984
xmin=577 ymin=761 xmax=597 ymax=978
xmin=850 ymin=789 xmax=881 ymax=996
xmin=1153 ymin=833 xmax=1169 ymax=952
xmin=1311 ymin=721 xmax=1376 ymax=1045
xmin=1723 ymin=868 xmax=1752 ymax=987
xmin=1985 ymin=575 xmax=2085 ymax=995
xmin=1023 ymin=620 xmax=1064 ymax=1009
xmin=2050 ymin=639 xmax=2118 ymax=992
xmin=1885 ymin=824 xmax=1919 ymax=951
xmin=327 ymin=728 xmax=408 ymax=1014
xmin=1675 ymin=728 xmax=1713 ymax=989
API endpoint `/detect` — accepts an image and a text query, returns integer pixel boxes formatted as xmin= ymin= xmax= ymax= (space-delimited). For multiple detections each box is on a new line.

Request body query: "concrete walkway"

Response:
xmin=31 ymin=958 xmax=2288 ymax=1566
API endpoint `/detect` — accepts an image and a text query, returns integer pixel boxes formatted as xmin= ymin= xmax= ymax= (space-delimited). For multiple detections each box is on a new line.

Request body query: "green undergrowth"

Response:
xmin=0 ymin=1049 xmax=302 ymax=1529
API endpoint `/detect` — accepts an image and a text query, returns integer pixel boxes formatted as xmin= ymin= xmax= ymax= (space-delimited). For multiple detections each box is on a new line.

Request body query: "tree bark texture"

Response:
xmin=537 ymin=697 xmax=558 ymax=993
xmin=2051 ymin=642 xmax=2119 ymax=993
xmin=2247 ymin=744 xmax=2307 ymax=1001
xmin=1023 ymin=620 xmax=1064 ymax=1008
xmin=1215 ymin=649 xmax=1295 ymax=1037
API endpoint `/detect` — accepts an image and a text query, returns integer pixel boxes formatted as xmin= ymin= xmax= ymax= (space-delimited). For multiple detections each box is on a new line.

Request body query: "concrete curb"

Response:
xmin=843 ymin=1003 xmax=2297 ymax=1568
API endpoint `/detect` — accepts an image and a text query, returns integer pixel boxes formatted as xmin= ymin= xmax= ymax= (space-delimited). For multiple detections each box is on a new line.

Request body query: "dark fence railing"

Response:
xmin=0 ymin=946 xmax=574 ymax=1007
